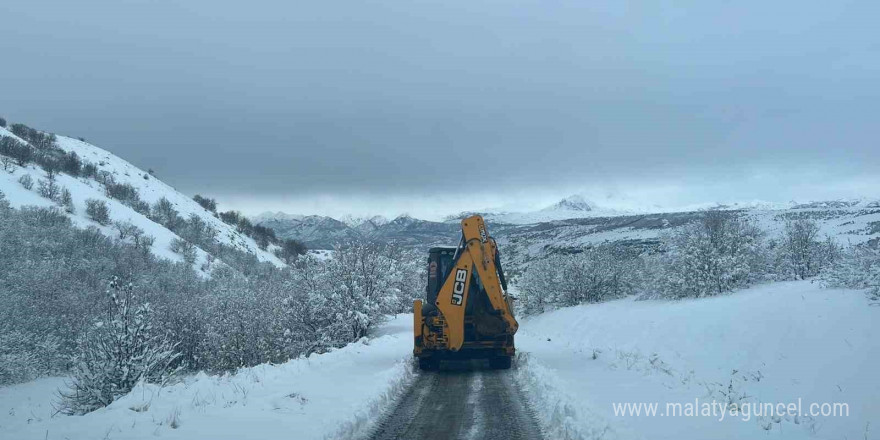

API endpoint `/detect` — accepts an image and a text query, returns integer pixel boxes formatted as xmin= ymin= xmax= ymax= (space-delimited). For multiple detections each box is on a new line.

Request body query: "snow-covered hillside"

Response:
xmin=516 ymin=281 xmax=878 ymax=440
xmin=497 ymin=202 xmax=880 ymax=272
xmin=0 ymin=126 xmax=283 ymax=271
xmin=0 ymin=315 xmax=415 ymax=440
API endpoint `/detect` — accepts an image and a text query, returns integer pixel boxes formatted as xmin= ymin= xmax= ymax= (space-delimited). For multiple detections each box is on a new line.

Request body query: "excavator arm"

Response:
xmin=434 ymin=216 xmax=518 ymax=351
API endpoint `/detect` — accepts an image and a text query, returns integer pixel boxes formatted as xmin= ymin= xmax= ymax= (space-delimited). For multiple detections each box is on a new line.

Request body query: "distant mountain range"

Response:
xmin=254 ymin=212 xmax=465 ymax=250
xmin=254 ymin=194 xmax=880 ymax=275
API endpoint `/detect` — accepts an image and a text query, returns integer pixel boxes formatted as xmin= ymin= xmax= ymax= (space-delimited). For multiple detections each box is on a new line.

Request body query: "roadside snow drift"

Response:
xmin=0 ymin=315 xmax=414 ymax=440
xmin=515 ymin=281 xmax=878 ymax=440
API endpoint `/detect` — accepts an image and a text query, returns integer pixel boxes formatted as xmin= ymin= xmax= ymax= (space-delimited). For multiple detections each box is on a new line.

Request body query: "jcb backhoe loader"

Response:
xmin=413 ymin=215 xmax=518 ymax=370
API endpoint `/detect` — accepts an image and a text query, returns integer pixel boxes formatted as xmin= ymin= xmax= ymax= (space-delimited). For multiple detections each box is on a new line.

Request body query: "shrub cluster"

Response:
xmin=218 ymin=209 xmax=279 ymax=250
xmin=192 ymin=194 xmax=217 ymax=213
xmin=518 ymin=211 xmax=843 ymax=314
xmin=821 ymin=240 xmax=880 ymax=300
xmin=0 ymin=191 xmax=423 ymax=416
xmin=518 ymin=245 xmax=643 ymax=315
xmin=4 ymin=124 xmax=85 ymax=177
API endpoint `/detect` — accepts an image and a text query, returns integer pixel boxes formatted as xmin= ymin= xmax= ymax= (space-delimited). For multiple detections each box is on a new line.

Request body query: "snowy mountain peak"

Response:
xmin=544 ymin=194 xmax=595 ymax=212
xmin=391 ymin=214 xmax=416 ymax=224
xmin=339 ymin=214 xmax=389 ymax=228
xmin=253 ymin=211 xmax=305 ymax=223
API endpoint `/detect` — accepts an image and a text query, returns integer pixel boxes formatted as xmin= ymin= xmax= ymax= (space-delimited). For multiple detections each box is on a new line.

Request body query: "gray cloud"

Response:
xmin=2 ymin=1 xmax=878 ymax=218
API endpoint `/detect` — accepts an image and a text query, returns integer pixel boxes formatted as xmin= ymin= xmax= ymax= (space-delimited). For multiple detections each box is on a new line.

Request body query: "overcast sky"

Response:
xmin=1 ymin=1 xmax=878 ymax=219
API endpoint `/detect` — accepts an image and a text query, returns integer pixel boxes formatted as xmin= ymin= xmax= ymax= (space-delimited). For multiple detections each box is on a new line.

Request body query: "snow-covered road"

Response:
xmin=366 ymin=362 xmax=543 ymax=440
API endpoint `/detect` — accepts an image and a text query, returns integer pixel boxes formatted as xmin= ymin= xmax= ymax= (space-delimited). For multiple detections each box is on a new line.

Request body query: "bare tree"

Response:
xmin=1 ymin=156 xmax=14 ymax=173
xmin=113 ymin=220 xmax=143 ymax=240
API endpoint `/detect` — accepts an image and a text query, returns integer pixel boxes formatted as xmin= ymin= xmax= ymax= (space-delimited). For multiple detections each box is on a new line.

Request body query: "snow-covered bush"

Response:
xmin=59 ymin=187 xmax=75 ymax=213
xmin=0 ymin=322 xmax=65 ymax=385
xmin=61 ymin=151 xmax=82 ymax=176
xmin=135 ymin=233 xmax=156 ymax=255
xmin=236 ymin=216 xmax=255 ymax=236
xmin=1 ymin=189 xmax=420 ymax=380
xmin=259 ymin=242 xmax=423 ymax=357
xmin=95 ymin=169 xmax=115 ymax=186
xmin=59 ymin=277 xmax=181 ymax=415
xmin=85 ymin=198 xmax=110 ymax=225
xmin=170 ymin=237 xmax=197 ymax=265
xmin=252 ymin=224 xmax=276 ymax=250
xmin=192 ymin=194 xmax=217 ymax=213
xmin=775 ymin=219 xmax=836 ymax=280
xmin=9 ymin=123 xmax=57 ymax=150
xmin=276 ymin=238 xmax=308 ymax=264
xmin=179 ymin=213 xmax=217 ymax=245
xmin=0 ymin=327 xmax=40 ymax=385
xmin=384 ymin=246 xmax=426 ymax=314
xmin=102 ymin=179 xmax=148 ymax=215
xmin=150 ymin=197 xmax=183 ymax=231
xmin=37 ymin=176 xmax=61 ymax=200
xmin=105 ymin=181 xmax=140 ymax=204
xmin=18 ymin=172 xmax=34 ymax=189
xmin=219 ymin=210 xmax=242 ymax=226
xmin=654 ymin=211 xmax=766 ymax=298
xmin=518 ymin=246 xmax=643 ymax=314
xmin=327 ymin=242 xmax=401 ymax=339
xmin=81 ymin=161 xmax=98 ymax=179
xmin=113 ymin=220 xmax=143 ymax=241
xmin=1 ymin=136 xmax=34 ymax=166
xmin=821 ymin=241 xmax=880 ymax=300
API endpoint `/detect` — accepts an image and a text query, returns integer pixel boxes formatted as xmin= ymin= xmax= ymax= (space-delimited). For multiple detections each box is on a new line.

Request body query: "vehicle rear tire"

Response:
xmin=489 ymin=356 xmax=512 ymax=369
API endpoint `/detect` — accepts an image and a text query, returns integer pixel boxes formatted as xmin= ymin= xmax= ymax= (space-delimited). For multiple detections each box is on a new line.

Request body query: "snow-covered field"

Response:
xmin=0 ymin=316 xmax=414 ymax=440
xmin=516 ymin=281 xmax=878 ymax=440
xmin=2 ymin=282 xmax=875 ymax=440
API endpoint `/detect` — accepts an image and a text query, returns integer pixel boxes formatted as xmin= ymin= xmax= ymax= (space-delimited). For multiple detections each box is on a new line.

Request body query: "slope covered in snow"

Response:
xmin=0 ymin=315 xmax=414 ymax=440
xmin=0 ymin=126 xmax=283 ymax=270
xmin=515 ymin=281 xmax=878 ymax=440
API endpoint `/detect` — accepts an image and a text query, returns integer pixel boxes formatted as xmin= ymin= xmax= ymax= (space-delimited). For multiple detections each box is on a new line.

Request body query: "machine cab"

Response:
xmin=426 ymin=247 xmax=457 ymax=306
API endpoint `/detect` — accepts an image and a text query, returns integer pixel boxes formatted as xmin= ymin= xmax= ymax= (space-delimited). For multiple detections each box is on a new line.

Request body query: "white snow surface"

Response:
xmin=2 ymin=283 xmax=876 ymax=439
xmin=0 ymin=127 xmax=284 ymax=269
xmin=0 ymin=315 xmax=414 ymax=440
xmin=515 ymin=281 xmax=878 ymax=440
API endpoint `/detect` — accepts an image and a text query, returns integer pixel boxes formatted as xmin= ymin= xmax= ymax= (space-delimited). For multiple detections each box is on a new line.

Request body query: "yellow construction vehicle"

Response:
xmin=413 ymin=215 xmax=518 ymax=370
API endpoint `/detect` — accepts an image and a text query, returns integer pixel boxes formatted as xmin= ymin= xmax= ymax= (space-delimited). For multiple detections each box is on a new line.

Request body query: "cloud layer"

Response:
xmin=2 ymin=1 xmax=878 ymax=217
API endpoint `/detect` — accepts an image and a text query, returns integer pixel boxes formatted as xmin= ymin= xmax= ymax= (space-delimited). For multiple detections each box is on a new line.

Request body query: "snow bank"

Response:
xmin=0 ymin=315 xmax=414 ymax=440
xmin=515 ymin=281 xmax=878 ymax=439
